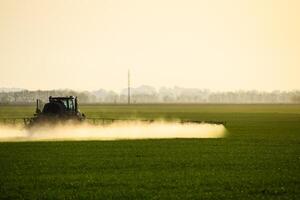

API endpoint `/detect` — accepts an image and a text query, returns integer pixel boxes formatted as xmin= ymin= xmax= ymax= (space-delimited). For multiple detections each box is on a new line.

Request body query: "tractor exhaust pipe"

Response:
xmin=36 ymin=99 xmax=41 ymax=114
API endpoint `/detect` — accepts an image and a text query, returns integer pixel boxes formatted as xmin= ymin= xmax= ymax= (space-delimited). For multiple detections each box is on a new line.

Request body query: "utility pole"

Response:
xmin=128 ymin=69 xmax=131 ymax=104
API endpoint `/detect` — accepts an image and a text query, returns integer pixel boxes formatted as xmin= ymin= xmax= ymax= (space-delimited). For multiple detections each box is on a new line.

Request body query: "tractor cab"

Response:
xmin=48 ymin=96 xmax=78 ymax=113
xmin=40 ymin=96 xmax=80 ymax=116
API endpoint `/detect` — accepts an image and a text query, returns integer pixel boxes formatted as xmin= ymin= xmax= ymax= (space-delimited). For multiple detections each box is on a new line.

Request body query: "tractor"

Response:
xmin=10 ymin=96 xmax=225 ymax=127
xmin=27 ymin=96 xmax=85 ymax=127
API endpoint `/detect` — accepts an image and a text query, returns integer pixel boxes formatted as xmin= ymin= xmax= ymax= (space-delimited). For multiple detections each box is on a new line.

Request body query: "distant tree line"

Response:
xmin=0 ymin=86 xmax=300 ymax=104
xmin=0 ymin=90 xmax=93 ymax=104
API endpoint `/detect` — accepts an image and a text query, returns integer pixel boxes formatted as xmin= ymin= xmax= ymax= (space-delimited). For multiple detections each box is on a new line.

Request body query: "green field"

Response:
xmin=0 ymin=104 xmax=299 ymax=199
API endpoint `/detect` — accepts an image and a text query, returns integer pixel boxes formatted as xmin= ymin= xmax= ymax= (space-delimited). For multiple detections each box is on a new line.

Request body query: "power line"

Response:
xmin=128 ymin=69 xmax=130 ymax=104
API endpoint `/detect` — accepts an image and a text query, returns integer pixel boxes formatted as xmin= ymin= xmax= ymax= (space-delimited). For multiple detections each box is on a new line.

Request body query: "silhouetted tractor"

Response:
xmin=2 ymin=96 xmax=225 ymax=127
xmin=27 ymin=96 xmax=85 ymax=127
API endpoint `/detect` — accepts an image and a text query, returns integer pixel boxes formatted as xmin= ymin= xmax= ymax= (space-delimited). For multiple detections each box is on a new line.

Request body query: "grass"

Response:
xmin=0 ymin=104 xmax=299 ymax=199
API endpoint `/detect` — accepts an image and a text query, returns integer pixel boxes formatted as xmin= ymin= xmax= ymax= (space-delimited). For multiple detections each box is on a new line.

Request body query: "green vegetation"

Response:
xmin=0 ymin=104 xmax=299 ymax=199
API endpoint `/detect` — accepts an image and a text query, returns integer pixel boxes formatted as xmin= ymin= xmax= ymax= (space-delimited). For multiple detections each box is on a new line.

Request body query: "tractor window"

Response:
xmin=61 ymin=100 xmax=68 ymax=109
xmin=68 ymin=99 xmax=75 ymax=111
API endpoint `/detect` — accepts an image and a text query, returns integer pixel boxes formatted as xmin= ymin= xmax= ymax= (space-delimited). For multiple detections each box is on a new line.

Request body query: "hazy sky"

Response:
xmin=0 ymin=0 xmax=299 ymax=91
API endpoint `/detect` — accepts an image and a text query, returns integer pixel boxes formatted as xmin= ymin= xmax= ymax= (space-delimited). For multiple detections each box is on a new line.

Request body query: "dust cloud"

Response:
xmin=0 ymin=121 xmax=226 ymax=142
